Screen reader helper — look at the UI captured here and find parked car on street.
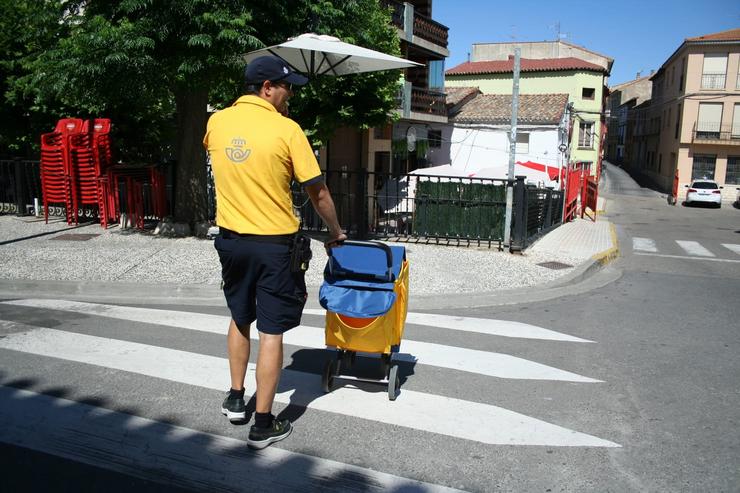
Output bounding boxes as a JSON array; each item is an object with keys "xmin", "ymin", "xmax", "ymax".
[{"xmin": 685, "ymin": 179, "xmax": 723, "ymax": 208}]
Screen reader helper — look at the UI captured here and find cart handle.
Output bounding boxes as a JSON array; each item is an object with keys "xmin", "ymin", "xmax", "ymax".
[{"xmin": 328, "ymin": 240, "xmax": 394, "ymax": 282}]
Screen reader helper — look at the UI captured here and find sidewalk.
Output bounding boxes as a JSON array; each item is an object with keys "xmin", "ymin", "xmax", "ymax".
[{"xmin": 0, "ymin": 208, "xmax": 618, "ymax": 309}]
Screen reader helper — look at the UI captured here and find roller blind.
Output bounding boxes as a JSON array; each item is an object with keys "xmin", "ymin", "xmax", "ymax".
[
  {"xmin": 733, "ymin": 104, "xmax": 740, "ymax": 137},
  {"xmin": 702, "ymin": 54, "xmax": 727, "ymax": 73},
  {"xmin": 697, "ymin": 103, "xmax": 723, "ymax": 131}
]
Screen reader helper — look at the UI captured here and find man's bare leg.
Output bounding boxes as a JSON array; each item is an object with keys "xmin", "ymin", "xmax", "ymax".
[
  {"xmin": 255, "ymin": 332, "xmax": 283, "ymax": 414},
  {"xmin": 221, "ymin": 319, "xmax": 250, "ymax": 422},
  {"xmin": 227, "ymin": 319, "xmax": 251, "ymax": 390}
]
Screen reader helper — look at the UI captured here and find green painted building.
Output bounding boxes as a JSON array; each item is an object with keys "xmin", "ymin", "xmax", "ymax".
[{"xmin": 446, "ymin": 56, "xmax": 610, "ymax": 175}]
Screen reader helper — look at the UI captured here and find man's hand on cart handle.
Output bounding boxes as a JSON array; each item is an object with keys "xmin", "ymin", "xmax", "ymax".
[{"xmin": 325, "ymin": 230, "xmax": 347, "ymax": 250}]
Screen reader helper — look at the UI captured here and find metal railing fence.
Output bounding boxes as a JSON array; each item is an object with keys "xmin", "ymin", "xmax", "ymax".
[
  {"xmin": 0, "ymin": 159, "xmax": 42, "ymax": 215},
  {"xmin": 289, "ymin": 170, "xmax": 560, "ymax": 249},
  {"xmin": 7, "ymin": 159, "xmax": 565, "ymax": 249},
  {"xmin": 510, "ymin": 176, "xmax": 564, "ymax": 251}
]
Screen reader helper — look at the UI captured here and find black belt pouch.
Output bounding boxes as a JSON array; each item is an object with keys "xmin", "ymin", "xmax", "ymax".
[{"xmin": 290, "ymin": 234, "xmax": 312, "ymax": 273}]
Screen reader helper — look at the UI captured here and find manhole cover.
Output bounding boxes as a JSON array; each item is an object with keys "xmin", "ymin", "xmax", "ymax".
[
  {"xmin": 50, "ymin": 234, "xmax": 100, "ymax": 241},
  {"xmin": 537, "ymin": 261, "xmax": 573, "ymax": 270}
]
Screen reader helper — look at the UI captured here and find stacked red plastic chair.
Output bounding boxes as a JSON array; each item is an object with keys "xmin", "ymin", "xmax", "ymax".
[
  {"xmin": 39, "ymin": 118, "xmax": 84, "ymax": 224},
  {"xmin": 69, "ymin": 118, "xmax": 115, "ymax": 227},
  {"xmin": 41, "ymin": 117, "xmax": 168, "ymax": 229},
  {"xmin": 110, "ymin": 164, "xmax": 167, "ymax": 230}
]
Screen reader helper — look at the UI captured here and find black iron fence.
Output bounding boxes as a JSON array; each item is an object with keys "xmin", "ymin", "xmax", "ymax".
[
  {"xmin": 5, "ymin": 160, "xmax": 564, "ymax": 249},
  {"xmin": 0, "ymin": 159, "xmax": 42, "ymax": 215},
  {"xmin": 291, "ymin": 170, "xmax": 562, "ymax": 249},
  {"xmin": 510, "ymin": 176, "xmax": 564, "ymax": 251}
]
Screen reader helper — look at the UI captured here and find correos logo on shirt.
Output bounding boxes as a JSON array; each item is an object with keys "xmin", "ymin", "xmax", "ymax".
[{"xmin": 225, "ymin": 137, "xmax": 251, "ymax": 163}]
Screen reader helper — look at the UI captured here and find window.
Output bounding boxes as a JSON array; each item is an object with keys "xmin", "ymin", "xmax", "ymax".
[
  {"xmin": 727, "ymin": 156, "xmax": 740, "ymax": 184},
  {"xmin": 733, "ymin": 103, "xmax": 740, "ymax": 139},
  {"xmin": 675, "ymin": 104, "xmax": 681, "ymax": 139},
  {"xmin": 692, "ymin": 154, "xmax": 716, "ymax": 180},
  {"xmin": 428, "ymin": 129, "xmax": 442, "ymax": 148},
  {"xmin": 696, "ymin": 103, "xmax": 723, "ymax": 139},
  {"xmin": 513, "ymin": 132, "xmax": 529, "ymax": 154},
  {"xmin": 701, "ymin": 54, "xmax": 727, "ymax": 89},
  {"xmin": 679, "ymin": 58, "xmax": 685, "ymax": 91},
  {"xmin": 582, "ymin": 87, "xmax": 595, "ymax": 100},
  {"xmin": 374, "ymin": 124, "xmax": 392, "ymax": 139},
  {"xmin": 578, "ymin": 122, "xmax": 594, "ymax": 148},
  {"xmin": 428, "ymin": 60, "xmax": 445, "ymax": 91},
  {"xmin": 690, "ymin": 181, "xmax": 718, "ymax": 189}
]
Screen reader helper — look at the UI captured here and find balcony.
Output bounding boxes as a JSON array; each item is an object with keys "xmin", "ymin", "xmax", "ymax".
[
  {"xmin": 396, "ymin": 82, "xmax": 447, "ymax": 122},
  {"xmin": 701, "ymin": 72, "xmax": 726, "ymax": 90},
  {"xmin": 692, "ymin": 122, "xmax": 740, "ymax": 145},
  {"xmin": 383, "ymin": 0, "xmax": 449, "ymax": 49}
]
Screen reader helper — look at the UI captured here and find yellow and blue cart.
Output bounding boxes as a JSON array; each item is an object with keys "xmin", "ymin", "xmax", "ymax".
[{"xmin": 319, "ymin": 240, "xmax": 409, "ymax": 400}]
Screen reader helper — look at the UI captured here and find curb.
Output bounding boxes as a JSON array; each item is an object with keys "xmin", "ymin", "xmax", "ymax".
[{"xmin": 590, "ymin": 222, "xmax": 620, "ymax": 266}]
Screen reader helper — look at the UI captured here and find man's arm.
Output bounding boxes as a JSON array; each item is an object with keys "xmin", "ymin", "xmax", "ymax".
[{"xmin": 304, "ymin": 181, "xmax": 347, "ymax": 247}]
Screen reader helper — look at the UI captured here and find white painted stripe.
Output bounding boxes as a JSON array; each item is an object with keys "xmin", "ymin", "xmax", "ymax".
[
  {"xmin": 634, "ymin": 253, "xmax": 740, "ymax": 263},
  {"xmin": 397, "ymin": 340, "xmax": 601, "ymax": 382},
  {"xmin": 0, "ymin": 325, "xmax": 620, "ymax": 447},
  {"xmin": 676, "ymin": 240, "xmax": 715, "ymax": 257},
  {"xmin": 2, "ymin": 300, "xmax": 600, "ymax": 382},
  {"xmin": 721, "ymin": 243, "xmax": 740, "ymax": 256},
  {"xmin": 0, "ymin": 386, "xmax": 462, "ymax": 492},
  {"xmin": 632, "ymin": 237, "xmax": 657, "ymax": 253},
  {"xmin": 305, "ymin": 308, "xmax": 593, "ymax": 343}
]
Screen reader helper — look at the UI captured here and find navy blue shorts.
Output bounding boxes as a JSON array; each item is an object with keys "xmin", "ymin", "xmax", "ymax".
[{"xmin": 214, "ymin": 234, "xmax": 307, "ymax": 334}]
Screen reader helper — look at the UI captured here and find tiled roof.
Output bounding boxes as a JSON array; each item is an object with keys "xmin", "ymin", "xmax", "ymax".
[
  {"xmin": 446, "ymin": 57, "xmax": 607, "ymax": 76},
  {"xmin": 686, "ymin": 28, "xmax": 740, "ymax": 42},
  {"xmin": 445, "ymin": 86, "xmax": 480, "ymax": 107},
  {"xmin": 451, "ymin": 93, "xmax": 569, "ymax": 125}
]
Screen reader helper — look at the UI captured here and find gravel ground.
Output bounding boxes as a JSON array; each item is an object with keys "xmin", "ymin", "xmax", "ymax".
[{"xmin": 0, "ymin": 215, "xmax": 586, "ymax": 295}]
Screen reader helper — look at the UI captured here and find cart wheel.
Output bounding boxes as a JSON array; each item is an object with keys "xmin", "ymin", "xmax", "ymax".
[
  {"xmin": 341, "ymin": 350, "xmax": 354, "ymax": 370},
  {"xmin": 321, "ymin": 359, "xmax": 335, "ymax": 393},
  {"xmin": 388, "ymin": 364, "xmax": 400, "ymax": 401},
  {"xmin": 380, "ymin": 354, "xmax": 391, "ymax": 378}
]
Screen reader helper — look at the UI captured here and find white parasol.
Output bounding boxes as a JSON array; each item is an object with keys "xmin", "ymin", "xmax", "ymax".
[{"xmin": 244, "ymin": 33, "xmax": 421, "ymax": 76}]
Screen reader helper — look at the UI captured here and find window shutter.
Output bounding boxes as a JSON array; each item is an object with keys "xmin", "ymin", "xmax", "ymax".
[
  {"xmin": 702, "ymin": 54, "xmax": 727, "ymax": 73},
  {"xmin": 697, "ymin": 103, "xmax": 723, "ymax": 131}
]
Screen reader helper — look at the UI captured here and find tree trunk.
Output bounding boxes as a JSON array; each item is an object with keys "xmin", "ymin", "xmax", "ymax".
[{"xmin": 173, "ymin": 86, "xmax": 210, "ymax": 225}]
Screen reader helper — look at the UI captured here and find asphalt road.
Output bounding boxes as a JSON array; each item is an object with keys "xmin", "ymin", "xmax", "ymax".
[{"xmin": 0, "ymin": 165, "xmax": 738, "ymax": 492}]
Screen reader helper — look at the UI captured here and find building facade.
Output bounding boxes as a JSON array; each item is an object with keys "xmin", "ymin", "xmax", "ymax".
[
  {"xmin": 445, "ymin": 56, "xmax": 610, "ymax": 176},
  {"xmin": 471, "ymin": 40, "xmax": 612, "ymax": 72},
  {"xmin": 638, "ymin": 28, "xmax": 740, "ymax": 200},
  {"xmin": 431, "ymin": 91, "xmax": 570, "ymax": 188},
  {"xmin": 605, "ymin": 75, "xmax": 652, "ymax": 164}
]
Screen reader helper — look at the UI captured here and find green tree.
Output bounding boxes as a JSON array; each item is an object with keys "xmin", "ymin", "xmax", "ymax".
[
  {"xmin": 0, "ymin": 0, "xmax": 69, "ymax": 157},
  {"xmin": 10, "ymin": 0, "xmax": 401, "ymax": 224}
]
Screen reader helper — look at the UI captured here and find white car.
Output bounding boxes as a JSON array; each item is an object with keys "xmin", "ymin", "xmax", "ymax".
[{"xmin": 685, "ymin": 179, "xmax": 723, "ymax": 208}]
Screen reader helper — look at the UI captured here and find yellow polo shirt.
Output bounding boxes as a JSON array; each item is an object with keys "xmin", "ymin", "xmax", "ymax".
[{"xmin": 203, "ymin": 95, "xmax": 322, "ymax": 234}]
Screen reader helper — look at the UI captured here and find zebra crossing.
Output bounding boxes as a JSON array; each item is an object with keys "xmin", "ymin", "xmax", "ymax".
[
  {"xmin": 0, "ymin": 298, "xmax": 620, "ymax": 490},
  {"xmin": 631, "ymin": 237, "xmax": 740, "ymax": 262}
]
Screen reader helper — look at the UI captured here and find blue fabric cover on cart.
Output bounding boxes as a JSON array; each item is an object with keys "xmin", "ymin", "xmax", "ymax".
[{"xmin": 319, "ymin": 244, "xmax": 406, "ymax": 318}]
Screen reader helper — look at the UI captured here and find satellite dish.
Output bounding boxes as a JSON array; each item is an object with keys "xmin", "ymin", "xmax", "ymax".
[{"xmin": 406, "ymin": 127, "xmax": 417, "ymax": 152}]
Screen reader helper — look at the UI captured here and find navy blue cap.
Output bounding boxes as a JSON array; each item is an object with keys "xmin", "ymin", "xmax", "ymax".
[{"xmin": 245, "ymin": 56, "xmax": 309, "ymax": 86}]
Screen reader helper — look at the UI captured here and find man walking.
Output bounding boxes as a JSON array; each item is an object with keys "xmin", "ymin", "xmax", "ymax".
[{"xmin": 203, "ymin": 56, "xmax": 346, "ymax": 449}]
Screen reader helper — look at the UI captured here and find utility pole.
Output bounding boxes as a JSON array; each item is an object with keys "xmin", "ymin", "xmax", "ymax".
[{"xmin": 503, "ymin": 48, "xmax": 520, "ymax": 250}]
